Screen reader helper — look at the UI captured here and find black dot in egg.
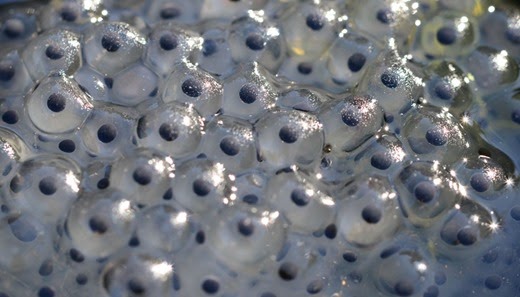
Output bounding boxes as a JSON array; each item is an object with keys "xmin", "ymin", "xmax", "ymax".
[
  {"xmin": 47, "ymin": 93, "xmax": 66, "ymax": 113},
  {"xmin": 181, "ymin": 78, "xmax": 203, "ymax": 97},
  {"xmin": 484, "ymin": 275, "xmax": 502, "ymax": 290},
  {"xmin": 381, "ymin": 71, "xmax": 399, "ymax": 89},
  {"xmin": 128, "ymin": 237, "xmax": 140, "ymax": 247},
  {"xmin": 506, "ymin": 28, "xmax": 520, "ymax": 44},
  {"xmin": 219, "ymin": 137, "xmax": 240, "ymax": 156},
  {"xmin": 291, "ymin": 188, "xmax": 310, "ymax": 206},
  {"xmin": 348, "ymin": 53, "xmax": 366, "ymax": 72},
  {"xmin": 159, "ymin": 123, "xmax": 178, "ymax": 142},
  {"xmin": 242, "ymin": 194, "xmax": 258, "ymax": 204},
  {"xmin": 196, "ymin": 230, "xmax": 205, "ymax": 244},
  {"xmin": 38, "ymin": 259, "xmax": 53, "ymax": 276},
  {"xmin": 245, "ymin": 33, "xmax": 265, "ymax": 51},
  {"xmin": 413, "ymin": 181, "xmax": 436, "ymax": 203},
  {"xmin": 394, "ymin": 281, "xmax": 414, "ymax": 296},
  {"xmin": 163, "ymin": 188, "xmax": 173, "ymax": 200},
  {"xmin": 39, "ymin": 177, "xmax": 57, "ymax": 196},
  {"xmin": 202, "ymin": 39, "xmax": 218, "ymax": 57},
  {"xmin": 132, "ymin": 166, "xmax": 152, "ymax": 186},
  {"xmin": 434, "ymin": 271, "xmax": 446, "ymax": 285},
  {"xmin": 101, "ymin": 34, "xmax": 122, "ymax": 52},
  {"xmin": 437, "ymin": 27, "xmax": 457, "ymax": 45},
  {"xmin": 0, "ymin": 63, "xmax": 15, "ymax": 81},
  {"xmin": 3, "ymin": 18, "xmax": 24, "ymax": 39},
  {"xmin": 306, "ymin": 280, "xmax": 324, "ymax": 294},
  {"xmin": 97, "ymin": 124, "xmax": 117, "ymax": 143},
  {"xmin": 512, "ymin": 110, "xmax": 520, "ymax": 124},
  {"xmin": 470, "ymin": 173, "xmax": 490, "ymax": 193},
  {"xmin": 278, "ymin": 262, "xmax": 298, "ymax": 281},
  {"xmin": 306, "ymin": 13, "xmax": 324, "ymax": 31},
  {"xmin": 8, "ymin": 215, "xmax": 37, "ymax": 242},
  {"xmin": 425, "ymin": 127, "xmax": 447, "ymax": 146},
  {"xmin": 60, "ymin": 4, "xmax": 79, "ymax": 22},
  {"xmin": 76, "ymin": 273, "xmax": 88, "ymax": 285},
  {"xmin": 370, "ymin": 152, "xmax": 392, "ymax": 170},
  {"xmin": 9, "ymin": 175, "xmax": 23, "ymax": 193},
  {"xmin": 434, "ymin": 81, "xmax": 454, "ymax": 100},
  {"xmin": 38, "ymin": 287, "xmax": 55, "ymax": 297},
  {"xmin": 89, "ymin": 216, "xmax": 108, "ymax": 234},
  {"xmin": 510, "ymin": 206, "xmax": 520, "ymax": 221},
  {"xmin": 342, "ymin": 251, "xmax": 357, "ymax": 262},
  {"xmin": 193, "ymin": 179, "xmax": 212, "ymax": 196},
  {"xmin": 160, "ymin": 6, "xmax": 181, "ymax": 19},
  {"xmin": 361, "ymin": 205, "xmax": 382, "ymax": 224},
  {"xmin": 201, "ymin": 278, "xmax": 220, "ymax": 294},
  {"xmin": 2, "ymin": 110, "xmax": 18, "ymax": 124},
  {"xmin": 297, "ymin": 62, "xmax": 313, "ymax": 75},
  {"xmin": 376, "ymin": 9, "xmax": 393, "ymax": 24},
  {"xmin": 457, "ymin": 227, "xmax": 477, "ymax": 246},
  {"xmin": 97, "ymin": 178, "xmax": 109, "ymax": 189},
  {"xmin": 159, "ymin": 33, "xmax": 178, "ymax": 51},
  {"xmin": 423, "ymin": 285, "xmax": 439, "ymax": 297},
  {"xmin": 482, "ymin": 249, "xmax": 498, "ymax": 263},
  {"xmin": 239, "ymin": 83, "xmax": 259, "ymax": 104},
  {"xmin": 237, "ymin": 217, "xmax": 254, "ymax": 236},
  {"xmin": 58, "ymin": 139, "xmax": 75, "ymax": 153},
  {"xmin": 104, "ymin": 77, "xmax": 113, "ymax": 89},
  {"xmin": 278, "ymin": 126, "xmax": 298, "ymax": 143},
  {"xmin": 69, "ymin": 248, "xmax": 84, "ymax": 263},
  {"xmin": 260, "ymin": 293, "xmax": 276, "ymax": 297},
  {"xmin": 127, "ymin": 278, "xmax": 146, "ymax": 294},
  {"xmin": 324, "ymin": 224, "xmax": 337, "ymax": 239},
  {"xmin": 341, "ymin": 109, "xmax": 360, "ymax": 127}
]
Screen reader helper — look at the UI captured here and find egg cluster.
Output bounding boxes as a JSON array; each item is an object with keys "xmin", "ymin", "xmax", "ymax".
[{"xmin": 0, "ymin": 0, "xmax": 519, "ymax": 296}]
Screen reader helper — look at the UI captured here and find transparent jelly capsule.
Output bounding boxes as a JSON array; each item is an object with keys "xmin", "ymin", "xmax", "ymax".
[
  {"xmin": 337, "ymin": 175, "xmax": 401, "ymax": 247},
  {"xmin": 145, "ymin": 0, "xmax": 203, "ymax": 25},
  {"xmin": 170, "ymin": 158, "xmax": 233, "ymax": 213},
  {"xmin": 201, "ymin": 116, "xmax": 256, "ymax": 173},
  {"xmin": 111, "ymin": 63, "xmax": 159, "ymax": 106},
  {"xmin": 101, "ymin": 250, "xmax": 175, "ymax": 297},
  {"xmin": 65, "ymin": 189, "xmax": 137, "ymax": 259},
  {"xmin": 21, "ymin": 29, "xmax": 82, "ymax": 81},
  {"xmin": 193, "ymin": 23, "xmax": 235, "ymax": 76},
  {"xmin": 277, "ymin": 88, "xmax": 326, "ymax": 113},
  {"xmin": 136, "ymin": 102, "xmax": 204, "ymax": 159},
  {"xmin": 256, "ymin": 108, "xmax": 323, "ymax": 170},
  {"xmin": 0, "ymin": 11, "xmax": 37, "ymax": 45},
  {"xmin": 200, "ymin": 0, "xmax": 267, "ymax": 20},
  {"xmin": 227, "ymin": 13, "xmax": 285, "ymax": 72},
  {"xmin": 0, "ymin": 50, "xmax": 33, "ymax": 97},
  {"xmin": 38, "ymin": 0, "xmax": 107, "ymax": 29},
  {"xmin": 465, "ymin": 46, "xmax": 519, "ymax": 92},
  {"xmin": 73, "ymin": 65, "xmax": 110, "ymax": 103},
  {"xmin": 83, "ymin": 22, "xmax": 146, "ymax": 76},
  {"xmin": 207, "ymin": 204, "xmax": 286, "ymax": 273},
  {"xmin": 26, "ymin": 75, "xmax": 93, "ymax": 134},
  {"xmin": 394, "ymin": 161, "xmax": 462, "ymax": 228},
  {"xmin": 319, "ymin": 94, "xmax": 383, "ymax": 152},
  {"xmin": 144, "ymin": 23, "xmax": 202, "ymax": 76},
  {"xmin": 135, "ymin": 204, "xmax": 192, "ymax": 253},
  {"xmin": 419, "ymin": 11, "xmax": 479, "ymax": 58},
  {"xmin": 423, "ymin": 60, "xmax": 474, "ymax": 116},
  {"xmin": 79, "ymin": 108, "xmax": 135, "ymax": 158},
  {"xmin": 265, "ymin": 170, "xmax": 335, "ymax": 234},
  {"xmin": 401, "ymin": 106, "xmax": 468, "ymax": 164},
  {"xmin": 221, "ymin": 62, "xmax": 277, "ymax": 121},
  {"xmin": 4, "ymin": 155, "xmax": 80, "ymax": 223},
  {"xmin": 0, "ymin": 128, "xmax": 25, "ymax": 185},
  {"xmin": 162, "ymin": 61, "xmax": 223, "ymax": 118},
  {"xmin": 358, "ymin": 49, "xmax": 423, "ymax": 118},
  {"xmin": 109, "ymin": 149, "xmax": 175, "ymax": 207},
  {"xmin": 480, "ymin": 9, "xmax": 520, "ymax": 58},
  {"xmin": 352, "ymin": 133, "xmax": 407, "ymax": 175}
]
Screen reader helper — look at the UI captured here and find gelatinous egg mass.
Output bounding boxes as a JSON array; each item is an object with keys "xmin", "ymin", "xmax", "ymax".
[{"xmin": 0, "ymin": 0, "xmax": 519, "ymax": 296}]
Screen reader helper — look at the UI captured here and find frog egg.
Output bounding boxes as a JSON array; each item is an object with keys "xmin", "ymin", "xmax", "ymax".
[
  {"xmin": 162, "ymin": 61, "xmax": 223, "ymax": 118},
  {"xmin": 0, "ymin": 11, "xmax": 37, "ymax": 45},
  {"xmin": 73, "ymin": 65, "xmax": 111, "ymax": 103},
  {"xmin": 170, "ymin": 158, "xmax": 234, "ymax": 213},
  {"xmin": 0, "ymin": 50, "xmax": 33, "ymax": 97},
  {"xmin": 144, "ymin": 23, "xmax": 202, "ymax": 76},
  {"xmin": 394, "ymin": 161, "xmax": 462, "ymax": 228},
  {"xmin": 465, "ymin": 46, "xmax": 519, "ymax": 92},
  {"xmin": 358, "ymin": 50, "xmax": 423, "ymax": 118},
  {"xmin": 277, "ymin": 55, "xmax": 320, "ymax": 88},
  {"xmin": 337, "ymin": 175, "xmax": 401, "ymax": 247},
  {"xmin": 265, "ymin": 170, "xmax": 335, "ymax": 234},
  {"xmin": 221, "ymin": 62, "xmax": 278, "ymax": 121},
  {"xmin": 277, "ymin": 88, "xmax": 326, "ymax": 113},
  {"xmin": 194, "ymin": 25, "xmax": 235, "ymax": 77},
  {"xmin": 38, "ymin": 0, "xmax": 106, "ymax": 30},
  {"xmin": 480, "ymin": 9, "xmax": 520, "ymax": 58},
  {"xmin": 418, "ymin": 11, "xmax": 479, "ymax": 58},
  {"xmin": 255, "ymin": 108, "xmax": 324, "ymax": 170},
  {"xmin": 319, "ymin": 94, "xmax": 384, "ymax": 152},
  {"xmin": 401, "ymin": 106, "xmax": 468, "ymax": 164},
  {"xmin": 227, "ymin": 14, "xmax": 285, "ymax": 73},
  {"xmin": 136, "ymin": 102, "xmax": 204, "ymax": 159},
  {"xmin": 280, "ymin": 2, "xmax": 343, "ymax": 59},
  {"xmin": 352, "ymin": 133, "xmax": 408, "ymax": 175},
  {"xmin": 109, "ymin": 149, "xmax": 175, "ymax": 207},
  {"xmin": 135, "ymin": 204, "xmax": 192, "ymax": 253},
  {"xmin": 21, "ymin": 29, "xmax": 81, "ymax": 81},
  {"xmin": 101, "ymin": 249, "xmax": 175, "ymax": 297},
  {"xmin": 65, "ymin": 189, "xmax": 137, "ymax": 259},
  {"xmin": 201, "ymin": 116, "xmax": 256, "ymax": 173},
  {"xmin": 207, "ymin": 204, "xmax": 286, "ymax": 273},
  {"xmin": 0, "ymin": 128, "xmax": 26, "ymax": 184},
  {"xmin": 423, "ymin": 60, "xmax": 474, "ymax": 116},
  {"xmin": 319, "ymin": 31, "xmax": 379, "ymax": 91},
  {"xmin": 0, "ymin": 213, "xmax": 54, "ymax": 282},
  {"xmin": 111, "ymin": 63, "xmax": 159, "ymax": 106},
  {"xmin": 145, "ymin": 0, "xmax": 203, "ymax": 25},
  {"xmin": 83, "ymin": 22, "xmax": 146, "ymax": 76},
  {"xmin": 233, "ymin": 170, "xmax": 267, "ymax": 206},
  {"xmin": 200, "ymin": 0, "xmax": 267, "ymax": 20},
  {"xmin": 26, "ymin": 75, "xmax": 93, "ymax": 134},
  {"xmin": 3, "ymin": 155, "xmax": 81, "ymax": 225},
  {"xmin": 79, "ymin": 108, "xmax": 135, "ymax": 158}
]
